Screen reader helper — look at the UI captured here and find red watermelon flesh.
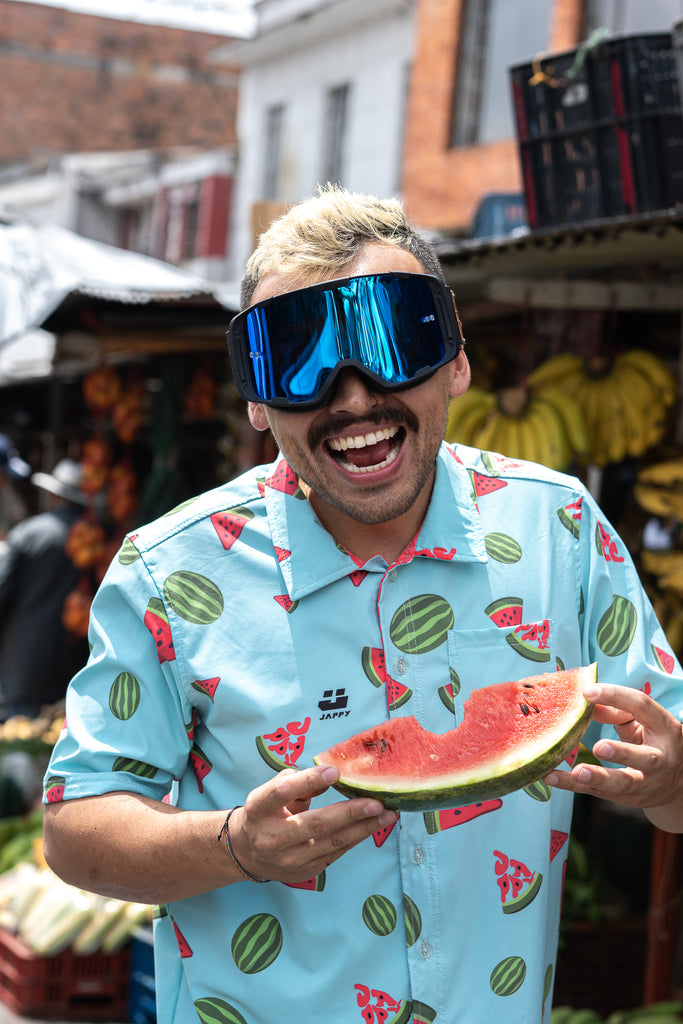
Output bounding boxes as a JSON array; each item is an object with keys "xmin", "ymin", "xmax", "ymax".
[
  {"xmin": 550, "ymin": 829, "xmax": 568, "ymax": 862},
  {"xmin": 314, "ymin": 665, "xmax": 596, "ymax": 811},
  {"xmin": 144, "ymin": 600, "xmax": 175, "ymax": 663},
  {"xmin": 470, "ymin": 470, "xmax": 508, "ymax": 497},
  {"xmin": 653, "ymin": 644, "xmax": 675, "ymax": 675},
  {"xmin": 210, "ymin": 507, "xmax": 254, "ymax": 550}
]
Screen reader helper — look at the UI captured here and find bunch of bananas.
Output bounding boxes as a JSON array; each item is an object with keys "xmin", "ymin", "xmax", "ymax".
[
  {"xmin": 634, "ymin": 456, "xmax": 683, "ymax": 523},
  {"xmin": 445, "ymin": 383, "xmax": 587, "ymax": 471},
  {"xmin": 526, "ymin": 349, "xmax": 678, "ymax": 466}
]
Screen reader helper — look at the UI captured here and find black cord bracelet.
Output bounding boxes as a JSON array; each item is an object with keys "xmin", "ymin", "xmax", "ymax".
[{"xmin": 217, "ymin": 806, "xmax": 268, "ymax": 884}]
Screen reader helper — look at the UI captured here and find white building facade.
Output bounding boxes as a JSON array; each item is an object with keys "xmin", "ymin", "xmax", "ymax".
[{"xmin": 226, "ymin": 0, "xmax": 417, "ymax": 281}]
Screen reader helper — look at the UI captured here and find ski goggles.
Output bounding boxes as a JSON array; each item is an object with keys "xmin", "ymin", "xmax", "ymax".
[{"xmin": 226, "ymin": 272, "xmax": 464, "ymax": 409}]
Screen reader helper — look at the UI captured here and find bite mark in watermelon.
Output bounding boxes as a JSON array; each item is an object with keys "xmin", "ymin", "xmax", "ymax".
[
  {"xmin": 210, "ymin": 507, "xmax": 254, "ymax": 550},
  {"xmin": 314, "ymin": 665, "xmax": 596, "ymax": 811}
]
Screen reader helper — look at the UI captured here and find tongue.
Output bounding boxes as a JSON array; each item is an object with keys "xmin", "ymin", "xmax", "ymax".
[{"xmin": 343, "ymin": 438, "xmax": 393, "ymax": 468}]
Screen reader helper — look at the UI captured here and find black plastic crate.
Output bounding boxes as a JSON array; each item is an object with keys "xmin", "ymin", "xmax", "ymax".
[{"xmin": 509, "ymin": 33, "xmax": 683, "ymax": 228}]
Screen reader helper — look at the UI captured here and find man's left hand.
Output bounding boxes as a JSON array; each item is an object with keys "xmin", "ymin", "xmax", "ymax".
[{"xmin": 544, "ymin": 681, "xmax": 683, "ymax": 833}]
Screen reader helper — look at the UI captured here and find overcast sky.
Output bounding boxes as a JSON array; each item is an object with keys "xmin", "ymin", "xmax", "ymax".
[{"xmin": 6, "ymin": 0, "xmax": 256, "ymax": 35}]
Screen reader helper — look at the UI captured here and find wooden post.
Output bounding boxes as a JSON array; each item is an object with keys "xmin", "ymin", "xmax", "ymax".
[{"xmin": 643, "ymin": 828, "xmax": 681, "ymax": 1003}]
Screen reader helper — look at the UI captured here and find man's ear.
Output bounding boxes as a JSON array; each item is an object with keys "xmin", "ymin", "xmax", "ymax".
[
  {"xmin": 448, "ymin": 350, "xmax": 471, "ymax": 399},
  {"xmin": 247, "ymin": 402, "xmax": 269, "ymax": 432}
]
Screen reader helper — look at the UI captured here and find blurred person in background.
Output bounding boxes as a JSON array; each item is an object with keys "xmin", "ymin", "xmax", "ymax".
[
  {"xmin": 0, "ymin": 459, "xmax": 90, "ymax": 720},
  {"xmin": 0, "ymin": 433, "xmax": 31, "ymax": 545}
]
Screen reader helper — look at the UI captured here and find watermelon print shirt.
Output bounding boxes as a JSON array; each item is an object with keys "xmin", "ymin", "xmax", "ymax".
[{"xmin": 44, "ymin": 443, "xmax": 683, "ymax": 1024}]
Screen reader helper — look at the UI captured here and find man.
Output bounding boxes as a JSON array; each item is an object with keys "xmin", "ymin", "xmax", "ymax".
[
  {"xmin": 43, "ymin": 188, "xmax": 683, "ymax": 1023},
  {"xmin": 0, "ymin": 458, "xmax": 90, "ymax": 719},
  {"xmin": 0, "ymin": 432, "xmax": 31, "ymax": 541}
]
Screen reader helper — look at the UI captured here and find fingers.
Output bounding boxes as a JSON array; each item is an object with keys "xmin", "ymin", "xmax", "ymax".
[{"xmin": 230, "ymin": 766, "xmax": 399, "ymax": 884}]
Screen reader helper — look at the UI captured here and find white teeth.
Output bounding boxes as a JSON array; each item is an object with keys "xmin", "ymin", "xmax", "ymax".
[
  {"xmin": 328, "ymin": 425, "xmax": 398, "ymax": 452},
  {"xmin": 341, "ymin": 446, "xmax": 400, "ymax": 474}
]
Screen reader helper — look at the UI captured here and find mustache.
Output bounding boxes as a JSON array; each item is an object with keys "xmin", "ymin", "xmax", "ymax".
[{"xmin": 309, "ymin": 407, "xmax": 418, "ymax": 450}]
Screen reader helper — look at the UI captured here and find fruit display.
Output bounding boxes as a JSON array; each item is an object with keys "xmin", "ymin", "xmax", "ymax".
[
  {"xmin": 446, "ymin": 383, "xmax": 588, "ymax": 470},
  {"xmin": 313, "ymin": 665, "xmax": 595, "ymax": 810},
  {"xmin": 0, "ymin": 702, "xmax": 65, "ymax": 749},
  {"xmin": 0, "ymin": 859, "xmax": 150, "ymax": 957},
  {"xmin": 526, "ymin": 349, "xmax": 677, "ymax": 466},
  {"xmin": 447, "ymin": 349, "xmax": 677, "ymax": 470},
  {"xmin": 634, "ymin": 456, "xmax": 683, "ymax": 524}
]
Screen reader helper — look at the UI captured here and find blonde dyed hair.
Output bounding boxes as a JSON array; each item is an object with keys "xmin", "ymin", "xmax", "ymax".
[{"xmin": 240, "ymin": 185, "xmax": 445, "ymax": 308}]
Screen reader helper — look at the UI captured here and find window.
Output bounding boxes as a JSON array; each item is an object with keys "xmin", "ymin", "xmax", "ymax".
[
  {"xmin": 321, "ymin": 83, "xmax": 350, "ymax": 185},
  {"xmin": 451, "ymin": 0, "xmax": 555, "ymax": 146},
  {"xmin": 263, "ymin": 103, "xmax": 285, "ymax": 201}
]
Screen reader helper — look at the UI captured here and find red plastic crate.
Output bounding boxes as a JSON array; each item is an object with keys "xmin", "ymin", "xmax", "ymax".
[{"xmin": 0, "ymin": 926, "xmax": 130, "ymax": 1021}]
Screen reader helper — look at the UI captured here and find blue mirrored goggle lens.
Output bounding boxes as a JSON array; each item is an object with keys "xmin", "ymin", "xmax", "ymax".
[{"xmin": 228, "ymin": 273, "xmax": 461, "ymax": 408}]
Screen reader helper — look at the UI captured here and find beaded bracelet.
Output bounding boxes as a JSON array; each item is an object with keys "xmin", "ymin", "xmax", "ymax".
[{"xmin": 217, "ymin": 806, "xmax": 268, "ymax": 884}]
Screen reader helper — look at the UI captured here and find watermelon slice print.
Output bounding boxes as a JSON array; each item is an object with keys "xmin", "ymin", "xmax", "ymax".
[
  {"xmin": 349, "ymin": 569, "xmax": 369, "ymax": 586},
  {"xmin": 144, "ymin": 597, "xmax": 175, "ymax": 663},
  {"xmin": 191, "ymin": 677, "xmax": 220, "ymax": 702},
  {"xmin": 373, "ymin": 816, "xmax": 399, "ymax": 847},
  {"xmin": 424, "ymin": 799, "xmax": 503, "ymax": 834},
  {"xmin": 190, "ymin": 742, "xmax": 212, "ymax": 793},
  {"xmin": 185, "ymin": 708, "xmax": 199, "ymax": 742},
  {"xmin": 354, "ymin": 985, "xmax": 411, "ymax": 1024},
  {"xmin": 507, "ymin": 619, "xmax": 551, "ymax": 663},
  {"xmin": 266, "ymin": 460, "xmax": 305, "ymax": 499},
  {"xmin": 283, "ymin": 870, "xmax": 326, "ymax": 891},
  {"xmin": 274, "ymin": 546, "xmax": 291, "ymax": 563},
  {"xmin": 438, "ymin": 669, "xmax": 460, "ymax": 713},
  {"xmin": 210, "ymin": 507, "xmax": 254, "ymax": 550},
  {"xmin": 549, "ymin": 829, "xmax": 568, "ymax": 862},
  {"xmin": 274, "ymin": 594, "xmax": 299, "ymax": 613},
  {"xmin": 468, "ymin": 469, "xmax": 508, "ymax": 503},
  {"xmin": 485, "ymin": 596, "xmax": 523, "ymax": 628},
  {"xmin": 595, "ymin": 521, "xmax": 624, "ymax": 563},
  {"xmin": 493, "ymin": 850, "xmax": 543, "ymax": 914},
  {"xmin": 557, "ymin": 498, "xmax": 582, "ymax": 538},
  {"xmin": 172, "ymin": 917, "xmax": 193, "ymax": 958},
  {"xmin": 652, "ymin": 644, "xmax": 675, "ymax": 675},
  {"xmin": 256, "ymin": 718, "xmax": 311, "ymax": 770},
  {"xmin": 361, "ymin": 647, "xmax": 412, "ymax": 709},
  {"xmin": 45, "ymin": 775, "xmax": 66, "ymax": 803}
]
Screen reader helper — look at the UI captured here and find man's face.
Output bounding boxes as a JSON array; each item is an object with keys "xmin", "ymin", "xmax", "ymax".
[{"xmin": 248, "ymin": 243, "xmax": 470, "ymax": 535}]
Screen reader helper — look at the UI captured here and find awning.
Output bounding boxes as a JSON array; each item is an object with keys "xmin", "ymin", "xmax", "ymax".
[{"xmin": 0, "ymin": 219, "xmax": 228, "ymax": 349}]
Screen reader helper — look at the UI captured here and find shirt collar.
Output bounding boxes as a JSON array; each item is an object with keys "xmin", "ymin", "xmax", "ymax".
[{"xmin": 265, "ymin": 444, "xmax": 487, "ymax": 601}]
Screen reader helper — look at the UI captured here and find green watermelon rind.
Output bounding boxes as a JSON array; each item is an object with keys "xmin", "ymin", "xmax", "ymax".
[
  {"xmin": 313, "ymin": 665, "xmax": 596, "ymax": 811},
  {"xmin": 362, "ymin": 894, "xmax": 397, "ymax": 936},
  {"xmin": 403, "ymin": 893, "xmax": 422, "ymax": 948},
  {"xmin": 109, "ymin": 672, "xmax": 141, "ymax": 720},
  {"xmin": 390, "ymin": 594, "xmax": 454, "ymax": 655},
  {"xmin": 490, "ymin": 955, "xmax": 527, "ymax": 996},
  {"xmin": 118, "ymin": 537, "xmax": 141, "ymax": 565},
  {"xmin": 501, "ymin": 870, "xmax": 543, "ymax": 914},
  {"xmin": 411, "ymin": 1001, "xmax": 437, "ymax": 1024},
  {"xmin": 194, "ymin": 996, "xmax": 248, "ymax": 1024},
  {"xmin": 231, "ymin": 913, "xmax": 283, "ymax": 974},
  {"xmin": 163, "ymin": 570, "xmax": 224, "ymax": 625},
  {"xmin": 505, "ymin": 632, "xmax": 552, "ymax": 663},
  {"xmin": 485, "ymin": 597, "xmax": 523, "ymax": 627},
  {"xmin": 255, "ymin": 734, "xmax": 291, "ymax": 772},
  {"xmin": 484, "ymin": 532, "xmax": 522, "ymax": 564},
  {"xmin": 557, "ymin": 506, "xmax": 580, "ymax": 538},
  {"xmin": 597, "ymin": 596, "xmax": 637, "ymax": 657}
]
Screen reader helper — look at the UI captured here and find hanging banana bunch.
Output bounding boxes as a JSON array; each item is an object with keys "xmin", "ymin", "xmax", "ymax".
[
  {"xmin": 633, "ymin": 456, "xmax": 683, "ymax": 523},
  {"xmin": 525, "ymin": 349, "xmax": 678, "ymax": 466},
  {"xmin": 445, "ymin": 382, "xmax": 588, "ymax": 472}
]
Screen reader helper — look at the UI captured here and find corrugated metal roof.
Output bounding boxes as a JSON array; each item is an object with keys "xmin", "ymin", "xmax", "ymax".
[{"xmin": 0, "ymin": 220, "xmax": 227, "ymax": 349}]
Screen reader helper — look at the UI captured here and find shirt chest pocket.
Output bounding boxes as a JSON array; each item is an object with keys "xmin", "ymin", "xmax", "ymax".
[{"xmin": 447, "ymin": 618, "xmax": 556, "ymax": 724}]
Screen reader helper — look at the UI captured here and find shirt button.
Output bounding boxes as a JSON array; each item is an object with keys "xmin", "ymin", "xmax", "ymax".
[
  {"xmin": 412, "ymin": 845, "xmax": 425, "ymax": 865},
  {"xmin": 387, "ymin": 568, "xmax": 398, "ymax": 582},
  {"xmin": 395, "ymin": 657, "xmax": 408, "ymax": 676},
  {"xmin": 419, "ymin": 940, "xmax": 433, "ymax": 959}
]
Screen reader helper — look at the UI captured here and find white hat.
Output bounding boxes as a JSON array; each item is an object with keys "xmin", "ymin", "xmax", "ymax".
[{"xmin": 32, "ymin": 459, "xmax": 89, "ymax": 506}]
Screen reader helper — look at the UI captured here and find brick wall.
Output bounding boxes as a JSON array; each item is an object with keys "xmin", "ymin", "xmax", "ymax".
[
  {"xmin": 402, "ymin": 0, "xmax": 584, "ymax": 232},
  {"xmin": 0, "ymin": 1, "xmax": 240, "ymax": 164}
]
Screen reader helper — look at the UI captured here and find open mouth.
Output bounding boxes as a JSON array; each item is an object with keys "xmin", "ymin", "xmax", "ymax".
[{"xmin": 326, "ymin": 425, "xmax": 404, "ymax": 474}]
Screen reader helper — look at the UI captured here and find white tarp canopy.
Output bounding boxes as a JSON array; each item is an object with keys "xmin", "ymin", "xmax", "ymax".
[{"xmin": 0, "ymin": 219, "xmax": 227, "ymax": 349}]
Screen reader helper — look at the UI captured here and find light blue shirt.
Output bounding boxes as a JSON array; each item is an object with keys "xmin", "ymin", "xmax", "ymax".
[{"xmin": 45, "ymin": 443, "xmax": 683, "ymax": 1024}]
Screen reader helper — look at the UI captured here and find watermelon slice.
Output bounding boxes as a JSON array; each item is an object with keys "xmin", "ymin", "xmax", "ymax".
[{"xmin": 313, "ymin": 665, "xmax": 596, "ymax": 810}]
